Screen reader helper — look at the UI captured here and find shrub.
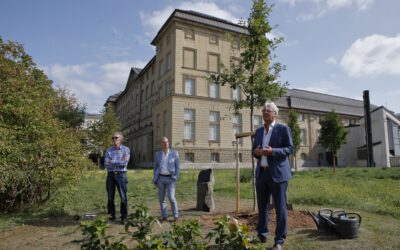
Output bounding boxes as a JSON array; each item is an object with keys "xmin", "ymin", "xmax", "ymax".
[{"xmin": 0, "ymin": 37, "xmax": 90, "ymax": 212}]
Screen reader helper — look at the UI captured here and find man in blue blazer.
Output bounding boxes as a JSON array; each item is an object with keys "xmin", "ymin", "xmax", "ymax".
[
  {"xmin": 252, "ymin": 102, "xmax": 294, "ymax": 250},
  {"xmin": 153, "ymin": 136, "xmax": 180, "ymax": 222}
]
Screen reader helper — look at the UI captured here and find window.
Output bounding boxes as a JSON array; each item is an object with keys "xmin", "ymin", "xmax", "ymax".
[
  {"xmin": 298, "ymin": 114, "xmax": 304, "ymax": 122},
  {"xmin": 208, "ymin": 53, "xmax": 219, "ymax": 72},
  {"xmin": 232, "ymin": 114, "xmax": 242, "ymax": 141},
  {"xmin": 184, "ymin": 78, "xmax": 195, "ymax": 95},
  {"xmin": 209, "ymin": 81, "xmax": 219, "ymax": 98},
  {"xmin": 183, "ymin": 48, "xmax": 196, "ymax": 68},
  {"xmin": 164, "ymin": 81, "xmax": 170, "ymax": 97},
  {"xmin": 163, "ymin": 111, "xmax": 167, "ymax": 136},
  {"xmin": 316, "ymin": 129, "xmax": 321, "ymax": 143},
  {"xmin": 158, "ymin": 86, "xmax": 162, "ymax": 100},
  {"xmin": 232, "ymin": 87, "xmax": 241, "ymax": 101},
  {"xmin": 301, "ymin": 153, "xmax": 307, "ymax": 160},
  {"xmin": 210, "ymin": 34, "xmax": 218, "ymax": 45},
  {"xmin": 185, "ymin": 29, "xmax": 194, "ymax": 40},
  {"xmin": 253, "ymin": 115, "xmax": 263, "ymax": 130},
  {"xmin": 166, "ymin": 52, "xmax": 171, "ymax": 71},
  {"xmin": 146, "ymin": 85, "xmax": 150, "ymax": 99},
  {"xmin": 185, "ymin": 153, "xmax": 194, "ymax": 162},
  {"xmin": 151, "ymin": 81, "xmax": 155, "ymax": 95},
  {"xmin": 141, "ymin": 90, "xmax": 144, "ymax": 102},
  {"xmin": 211, "ymin": 153, "xmax": 220, "ymax": 163},
  {"xmin": 234, "ymin": 153, "xmax": 243, "ymax": 162},
  {"xmin": 209, "ymin": 111, "xmax": 220, "ymax": 141},
  {"xmin": 159, "ymin": 59, "xmax": 164, "ymax": 77},
  {"xmin": 184, "ymin": 109, "xmax": 195, "ymax": 140},
  {"xmin": 156, "ymin": 114, "xmax": 160, "ymax": 139},
  {"xmin": 300, "ymin": 129, "xmax": 307, "ymax": 145}
]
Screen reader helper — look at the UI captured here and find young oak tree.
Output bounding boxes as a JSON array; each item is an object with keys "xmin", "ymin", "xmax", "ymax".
[
  {"xmin": 54, "ymin": 87, "xmax": 87, "ymax": 129},
  {"xmin": 210, "ymin": 0, "xmax": 288, "ymax": 210},
  {"xmin": 318, "ymin": 110, "xmax": 348, "ymax": 173},
  {"xmin": 287, "ymin": 110, "xmax": 301, "ymax": 171},
  {"xmin": 87, "ymin": 103, "xmax": 121, "ymax": 167}
]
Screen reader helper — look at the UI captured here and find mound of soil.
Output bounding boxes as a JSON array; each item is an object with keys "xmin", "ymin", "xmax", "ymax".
[{"xmin": 198, "ymin": 209, "xmax": 316, "ymax": 233}]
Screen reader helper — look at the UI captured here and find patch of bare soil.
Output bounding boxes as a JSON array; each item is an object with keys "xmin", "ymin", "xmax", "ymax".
[{"xmin": 198, "ymin": 209, "xmax": 316, "ymax": 234}]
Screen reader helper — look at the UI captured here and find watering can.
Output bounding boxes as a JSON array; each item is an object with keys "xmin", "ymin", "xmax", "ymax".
[{"xmin": 309, "ymin": 208, "xmax": 361, "ymax": 239}]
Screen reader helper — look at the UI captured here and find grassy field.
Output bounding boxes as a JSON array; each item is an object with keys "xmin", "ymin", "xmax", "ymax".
[{"xmin": 0, "ymin": 167, "xmax": 399, "ymax": 249}]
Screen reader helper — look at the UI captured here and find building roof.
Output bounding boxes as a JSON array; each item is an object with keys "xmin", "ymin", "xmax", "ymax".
[
  {"xmin": 104, "ymin": 91, "xmax": 121, "ymax": 106},
  {"xmin": 151, "ymin": 9, "xmax": 247, "ymax": 45},
  {"xmin": 276, "ymin": 88, "xmax": 378, "ymax": 117}
]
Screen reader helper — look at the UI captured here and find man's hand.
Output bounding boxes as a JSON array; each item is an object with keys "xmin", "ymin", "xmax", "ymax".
[
  {"xmin": 255, "ymin": 145, "xmax": 263, "ymax": 157},
  {"xmin": 262, "ymin": 145, "xmax": 273, "ymax": 156}
]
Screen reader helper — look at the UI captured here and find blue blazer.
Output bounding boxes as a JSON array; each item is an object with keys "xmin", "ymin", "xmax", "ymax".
[
  {"xmin": 252, "ymin": 123, "xmax": 294, "ymax": 183},
  {"xmin": 153, "ymin": 150, "xmax": 180, "ymax": 184}
]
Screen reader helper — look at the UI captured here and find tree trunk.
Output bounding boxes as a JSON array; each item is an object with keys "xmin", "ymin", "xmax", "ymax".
[
  {"xmin": 333, "ymin": 153, "xmax": 336, "ymax": 173},
  {"xmin": 250, "ymin": 107, "xmax": 256, "ymax": 211}
]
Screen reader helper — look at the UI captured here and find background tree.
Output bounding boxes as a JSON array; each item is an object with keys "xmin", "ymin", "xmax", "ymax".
[
  {"xmin": 87, "ymin": 104, "xmax": 120, "ymax": 166},
  {"xmin": 54, "ymin": 87, "xmax": 86, "ymax": 129},
  {"xmin": 0, "ymin": 37, "xmax": 90, "ymax": 212},
  {"xmin": 318, "ymin": 110, "xmax": 348, "ymax": 173},
  {"xmin": 287, "ymin": 110, "xmax": 301, "ymax": 171},
  {"xmin": 210, "ymin": 0, "xmax": 287, "ymax": 210}
]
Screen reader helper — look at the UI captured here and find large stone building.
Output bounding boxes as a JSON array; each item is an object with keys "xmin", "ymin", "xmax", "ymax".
[{"xmin": 106, "ymin": 9, "xmax": 400, "ymax": 168}]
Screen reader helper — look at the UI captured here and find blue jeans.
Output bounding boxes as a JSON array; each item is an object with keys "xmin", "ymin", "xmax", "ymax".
[
  {"xmin": 106, "ymin": 172, "xmax": 128, "ymax": 219},
  {"xmin": 157, "ymin": 175, "xmax": 179, "ymax": 218},
  {"xmin": 256, "ymin": 170, "xmax": 288, "ymax": 245}
]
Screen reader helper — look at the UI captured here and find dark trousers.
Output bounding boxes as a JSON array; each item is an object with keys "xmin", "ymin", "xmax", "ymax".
[
  {"xmin": 256, "ymin": 170, "xmax": 288, "ymax": 245},
  {"xmin": 106, "ymin": 172, "xmax": 128, "ymax": 219}
]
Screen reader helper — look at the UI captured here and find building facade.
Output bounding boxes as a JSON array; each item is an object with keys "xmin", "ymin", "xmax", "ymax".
[{"xmin": 106, "ymin": 9, "xmax": 400, "ymax": 168}]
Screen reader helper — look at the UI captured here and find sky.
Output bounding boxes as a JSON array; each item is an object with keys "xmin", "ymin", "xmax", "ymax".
[{"xmin": 1, "ymin": 0, "xmax": 400, "ymax": 114}]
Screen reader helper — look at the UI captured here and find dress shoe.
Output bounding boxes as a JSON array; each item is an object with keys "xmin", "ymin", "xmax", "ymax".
[
  {"xmin": 162, "ymin": 217, "xmax": 167, "ymax": 222},
  {"xmin": 272, "ymin": 243, "xmax": 283, "ymax": 250},
  {"xmin": 257, "ymin": 234, "xmax": 267, "ymax": 243}
]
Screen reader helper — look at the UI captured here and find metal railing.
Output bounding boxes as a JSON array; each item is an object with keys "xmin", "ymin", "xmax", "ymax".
[{"xmin": 389, "ymin": 156, "xmax": 400, "ymax": 167}]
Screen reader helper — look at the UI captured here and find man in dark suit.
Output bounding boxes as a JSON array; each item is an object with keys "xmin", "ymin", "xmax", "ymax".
[{"xmin": 252, "ymin": 102, "xmax": 294, "ymax": 250}]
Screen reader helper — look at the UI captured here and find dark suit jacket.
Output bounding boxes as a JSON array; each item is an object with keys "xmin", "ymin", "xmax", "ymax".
[{"xmin": 252, "ymin": 123, "xmax": 294, "ymax": 183}]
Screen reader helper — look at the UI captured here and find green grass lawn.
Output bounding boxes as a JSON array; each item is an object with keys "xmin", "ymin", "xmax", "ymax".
[
  {"xmin": 42, "ymin": 167, "xmax": 399, "ymax": 219},
  {"xmin": 1, "ymin": 167, "xmax": 399, "ymax": 249}
]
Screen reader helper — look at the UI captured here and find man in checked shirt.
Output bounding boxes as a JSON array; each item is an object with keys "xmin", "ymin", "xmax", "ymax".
[{"xmin": 104, "ymin": 132, "xmax": 130, "ymax": 224}]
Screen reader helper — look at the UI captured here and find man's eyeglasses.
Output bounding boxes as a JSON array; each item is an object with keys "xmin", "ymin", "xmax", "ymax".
[{"xmin": 112, "ymin": 137, "xmax": 120, "ymax": 140}]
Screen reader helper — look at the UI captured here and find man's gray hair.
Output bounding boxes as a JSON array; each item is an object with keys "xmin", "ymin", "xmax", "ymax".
[
  {"xmin": 159, "ymin": 136, "xmax": 169, "ymax": 142},
  {"xmin": 262, "ymin": 102, "xmax": 279, "ymax": 116},
  {"xmin": 113, "ymin": 132, "xmax": 124, "ymax": 139}
]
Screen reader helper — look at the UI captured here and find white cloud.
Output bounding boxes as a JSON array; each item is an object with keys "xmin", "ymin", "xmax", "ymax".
[
  {"xmin": 298, "ymin": 80, "xmax": 339, "ymax": 94},
  {"xmin": 280, "ymin": 0, "xmax": 375, "ymax": 21},
  {"xmin": 340, "ymin": 34, "xmax": 400, "ymax": 77},
  {"xmin": 326, "ymin": 57, "xmax": 338, "ymax": 65},
  {"xmin": 139, "ymin": 1, "xmax": 239, "ymax": 37},
  {"xmin": 45, "ymin": 60, "xmax": 147, "ymax": 113}
]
